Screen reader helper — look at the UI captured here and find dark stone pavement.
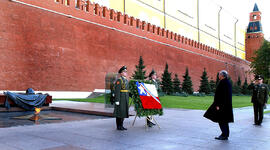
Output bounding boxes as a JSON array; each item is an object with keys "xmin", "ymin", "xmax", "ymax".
[
  {"xmin": 0, "ymin": 104, "xmax": 269, "ymax": 150},
  {"xmin": 0, "ymin": 110, "xmax": 110, "ymax": 128}
]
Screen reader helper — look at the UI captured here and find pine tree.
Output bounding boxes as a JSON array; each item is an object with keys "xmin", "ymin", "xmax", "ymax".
[
  {"xmin": 228, "ymin": 77, "xmax": 237, "ymax": 94},
  {"xmin": 161, "ymin": 63, "xmax": 173, "ymax": 95},
  {"xmin": 132, "ymin": 56, "xmax": 147, "ymax": 80},
  {"xmin": 233, "ymin": 76, "xmax": 242, "ymax": 94},
  {"xmin": 228, "ymin": 77, "xmax": 233, "ymax": 86},
  {"xmin": 251, "ymin": 40, "xmax": 270, "ymax": 84},
  {"xmin": 237, "ymin": 76, "xmax": 242, "ymax": 87},
  {"xmin": 209, "ymin": 78, "xmax": 216, "ymax": 93},
  {"xmin": 242, "ymin": 77, "xmax": 249, "ymax": 95},
  {"xmin": 247, "ymin": 82, "xmax": 254, "ymax": 95},
  {"xmin": 215, "ymin": 72, "xmax": 220, "ymax": 86},
  {"xmin": 182, "ymin": 67, "xmax": 193, "ymax": 94},
  {"xmin": 173, "ymin": 74, "xmax": 181, "ymax": 93},
  {"xmin": 199, "ymin": 68, "xmax": 210, "ymax": 94}
]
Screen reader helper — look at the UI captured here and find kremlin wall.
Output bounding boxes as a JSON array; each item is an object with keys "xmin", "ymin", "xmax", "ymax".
[{"xmin": 0, "ymin": 0, "xmax": 253, "ymax": 93}]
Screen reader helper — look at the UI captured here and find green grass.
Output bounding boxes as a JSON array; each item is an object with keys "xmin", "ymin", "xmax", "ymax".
[
  {"xmin": 265, "ymin": 110, "xmax": 270, "ymax": 114},
  {"xmin": 53, "ymin": 96, "xmax": 105, "ymax": 103},
  {"xmin": 54, "ymin": 95, "xmax": 256, "ymax": 110},
  {"xmin": 160, "ymin": 96, "xmax": 253, "ymax": 110}
]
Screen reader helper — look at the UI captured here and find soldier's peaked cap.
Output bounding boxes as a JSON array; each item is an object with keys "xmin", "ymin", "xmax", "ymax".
[
  {"xmin": 118, "ymin": 66, "xmax": 127, "ymax": 73},
  {"xmin": 255, "ymin": 75, "xmax": 264, "ymax": 80},
  {"xmin": 149, "ymin": 69, "xmax": 156, "ymax": 77}
]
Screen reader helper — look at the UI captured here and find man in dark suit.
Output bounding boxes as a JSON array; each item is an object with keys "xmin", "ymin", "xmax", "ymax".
[
  {"xmin": 204, "ymin": 70, "xmax": 234, "ymax": 140},
  {"xmin": 249, "ymin": 75, "xmax": 268, "ymax": 126},
  {"xmin": 113, "ymin": 66, "xmax": 129, "ymax": 130}
]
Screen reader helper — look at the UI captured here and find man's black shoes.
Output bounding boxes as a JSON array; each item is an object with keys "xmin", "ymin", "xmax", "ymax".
[
  {"xmin": 215, "ymin": 136, "xmax": 228, "ymax": 140},
  {"xmin": 253, "ymin": 122, "xmax": 262, "ymax": 126}
]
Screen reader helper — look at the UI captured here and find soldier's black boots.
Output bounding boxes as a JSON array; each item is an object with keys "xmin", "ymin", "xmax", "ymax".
[
  {"xmin": 116, "ymin": 118, "xmax": 127, "ymax": 130},
  {"xmin": 116, "ymin": 118, "xmax": 121, "ymax": 130},
  {"xmin": 147, "ymin": 117, "xmax": 156, "ymax": 127},
  {"xmin": 121, "ymin": 126, "xmax": 127, "ymax": 130},
  {"xmin": 147, "ymin": 120, "xmax": 156, "ymax": 127}
]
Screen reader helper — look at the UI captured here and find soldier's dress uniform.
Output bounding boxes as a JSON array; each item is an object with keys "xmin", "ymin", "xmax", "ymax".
[
  {"xmin": 146, "ymin": 70, "xmax": 159, "ymax": 127},
  {"xmin": 113, "ymin": 66, "xmax": 129, "ymax": 130},
  {"xmin": 151, "ymin": 78, "xmax": 159, "ymax": 91},
  {"xmin": 249, "ymin": 75, "xmax": 269, "ymax": 125}
]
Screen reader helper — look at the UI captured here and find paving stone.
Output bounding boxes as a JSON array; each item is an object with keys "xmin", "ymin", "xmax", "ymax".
[
  {"xmin": 0, "ymin": 143, "xmax": 19, "ymax": 150},
  {"xmin": 0, "ymin": 134, "xmax": 65, "ymax": 150},
  {"xmin": 0, "ymin": 103, "xmax": 269, "ymax": 150},
  {"xmin": 43, "ymin": 145, "xmax": 88, "ymax": 150}
]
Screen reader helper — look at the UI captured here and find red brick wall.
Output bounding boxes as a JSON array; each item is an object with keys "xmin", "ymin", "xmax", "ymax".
[
  {"xmin": 0, "ymin": 0, "xmax": 251, "ymax": 91},
  {"xmin": 245, "ymin": 33, "xmax": 264, "ymax": 62}
]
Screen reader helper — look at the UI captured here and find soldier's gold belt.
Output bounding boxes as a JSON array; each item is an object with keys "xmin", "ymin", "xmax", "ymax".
[{"xmin": 120, "ymin": 90, "xmax": 129, "ymax": 92}]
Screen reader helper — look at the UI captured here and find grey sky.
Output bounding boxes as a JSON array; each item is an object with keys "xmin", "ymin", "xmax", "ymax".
[{"xmin": 214, "ymin": 0, "xmax": 270, "ymax": 41}]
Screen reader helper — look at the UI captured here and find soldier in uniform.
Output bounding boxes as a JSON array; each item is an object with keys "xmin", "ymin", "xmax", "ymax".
[
  {"xmin": 146, "ymin": 70, "xmax": 159, "ymax": 127},
  {"xmin": 149, "ymin": 70, "xmax": 160, "ymax": 91},
  {"xmin": 249, "ymin": 75, "xmax": 269, "ymax": 126},
  {"xmin": 114, "ymin": 66, "xmax": 129, "ymax": 130}
]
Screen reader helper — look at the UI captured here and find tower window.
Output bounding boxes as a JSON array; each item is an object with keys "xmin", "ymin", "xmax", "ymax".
[
  {"xmin": 253, "ymin": 15, "xmax": 257, "ymax": 19},
  {"xmin": 250, "ymin": 27, "xmax": 253, "ymax": 30},
  {"xmin": 255, "ymin": 26, "xmax": 258, "ymax": 30}
]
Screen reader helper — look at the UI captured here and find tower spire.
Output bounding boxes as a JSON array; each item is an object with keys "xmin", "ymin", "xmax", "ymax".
[
  {"xmin": 253, "ymin": 3, "xmax": 259, "ymax": 12},
  {"xmin": 247, "ymin": 3, "xmax": 262, "ymax": 33},
  {"xmin": 245, "ymin": 3, "xmax": 264, "ymax": 62}
]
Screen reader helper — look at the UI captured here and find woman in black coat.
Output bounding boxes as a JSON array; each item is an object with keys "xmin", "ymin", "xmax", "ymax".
[{"xmin": 204, "ymin": 70, "xmax": 234, "ymax": 140}]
